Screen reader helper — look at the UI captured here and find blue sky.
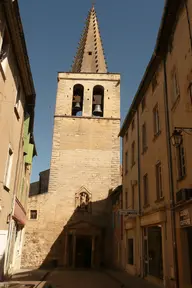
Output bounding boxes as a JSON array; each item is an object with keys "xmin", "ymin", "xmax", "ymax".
[{"xmin": 19, "ymin": 0, "xmax": 164, "ymax": 182}]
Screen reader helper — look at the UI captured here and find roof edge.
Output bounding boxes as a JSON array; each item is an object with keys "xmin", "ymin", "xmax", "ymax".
[{"xmin": 119, "ymin": 0, "xmax": 182, "ymax": 137}]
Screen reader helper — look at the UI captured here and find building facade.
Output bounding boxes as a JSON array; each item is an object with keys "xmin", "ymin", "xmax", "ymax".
[
  {"xmin": 120, "ymin": 0, "xmax": 192, "ymax": 287},
  {"xmin": 29, "ymin": 169, "xmax": 50, "ymax": 197},
  {"xmin": 21, "ymin": 6, "xmax": 121, "ymax": 269},
  {"xmin": 0, "ymin": 0, "xmax": 36, "ymax": 278},
  {"xmin": 110, "ymin": 185, "xmax": 124, "ymax": 269}
]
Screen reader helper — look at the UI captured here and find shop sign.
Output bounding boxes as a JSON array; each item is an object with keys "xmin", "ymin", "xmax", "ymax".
[
  {"xmin": 180, "ymin": 209, "xmax": 191, "ymax": 227},
  {"xmin": 118, "ymin": 209, "xmax": 138, "ymax": 216}
]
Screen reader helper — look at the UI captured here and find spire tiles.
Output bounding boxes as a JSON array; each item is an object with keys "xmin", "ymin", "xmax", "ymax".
[{"xmin": 71, "ymin": 6, "xmax": 107, "ymax": 73}]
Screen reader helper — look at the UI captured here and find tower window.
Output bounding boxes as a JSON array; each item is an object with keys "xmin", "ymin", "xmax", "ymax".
[
  {"xmin": 88, "ymin": 51, "xmax": 92, "ymax": 55},
  {"xmin": 72, "ymin": 84, "xmax": 84, "ymax": 116},
  {"xmin": 30, "ymin": 210, "xmax": 37, "ymax": 220},
  {"xmin": 92, "ymin": 85, "xmax": 104, "ymax": 117}
]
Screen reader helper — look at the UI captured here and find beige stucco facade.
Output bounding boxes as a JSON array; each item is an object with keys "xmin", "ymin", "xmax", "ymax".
[
  {"xmin": 0, "ymin": 0, "xmax": 36, "ymax": 278},
  {"xmin": 120, "ymin": 1, "xmax": 192, "ymax": 288}
]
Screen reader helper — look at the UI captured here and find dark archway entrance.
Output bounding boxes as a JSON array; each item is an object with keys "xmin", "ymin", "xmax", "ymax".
[{"xmin": 75, "ymin": 235, "xmax": 92, "ymax": 268}]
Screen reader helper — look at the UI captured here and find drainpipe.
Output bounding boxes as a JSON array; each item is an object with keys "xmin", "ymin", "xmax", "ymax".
[
  {"xmin": 4, "ymin": 118, "xmax": 24, "ymax": 276},
  {"xmin": 184, "ymin": 0, "xmax": 192, "ymax": 52},
  {"xmin": 136, "ymin": 109, "xmax": 141, "ymax": 215},
  {"xmin": 136, "ymin": 109, "xmax": 141, "ymax": 276},
  {"xmin": 163, "ymin": 57, "xmax": 179, "ymax": 288}
]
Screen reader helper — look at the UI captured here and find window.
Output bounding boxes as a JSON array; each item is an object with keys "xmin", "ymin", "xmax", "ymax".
[
  {"xmin": 141, "ymin": 96, "xmax": 146, "ymax": 111},
  {"xmin": 177, "ymin": 142, "xmax": 186, "ymax": 179},
  {"xmin": 72, "ymin": 84, "xmax": 84, "ymax": 116},
  {"xmin": 0, "ymin": 28, "xmax": 9, "ymax": 74},
  {"xmin": 189, "ymin": 82, "xmax": 192, "ymax": 104},
  {"xmin": 131, "ymin": 118, "xmax": 135, "ymax": 130},
  {"xmin": 172, "ymin": 70, "xmax": 180, "ymax": 103},
  {"xmin": 88, "ymin": 51, "xmax": 92, "ymax": 55},
  {"xmin": 4, "ymin": 146, "xmax": 13, "ymax": 190},
  {"xmin": 152, "ymin": 74, "xmax": 157, "ymax": 92},
  {"xmin": 92, "ymin": 85, "xmax": 104, "ymax": 117},
  {"xmin": 153, "ymin": 105, "xmax": 160, "ymax": 136},
  {"xmin": 30, "ymin": 210, "xmax": 37, "ymax": 220},
  {"xmin": 125, "ymin": 189, "xmax": 128, "ymax": 209},
  {"xmin": 143, "ymin": 174, "xmax": 148, "ymax": 206},
  {"xmin": 125, "ymin": 131, "xmax": 128, "ymax": 142},
  {"xmin": 131, "ymin": 141, "xmax": 135, "ymax": 166},
  {"xmin": 156, "ymin": 162, "xmax": 163, "ymax": 199},
  {"xmin": 132, "ymin": 185, "xmax": 134, "ymax": 209},
  {"xmin": 142, "ymin": 123, "xmax": 147, "ymax": 153},
  {"xmin": 127, "ymin": 238, "xmax": 134, "ymax": 265},
  {"xmin": 125, "ymin": 151, "xmax": 128, "ymax": 174}
]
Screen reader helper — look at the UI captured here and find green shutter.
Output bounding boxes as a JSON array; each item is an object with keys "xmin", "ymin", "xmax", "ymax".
[
  {"xmin": 24, "ymin": 133, "xmax": 30, "ymax": 155},
  {"xmin": 25, "ymin": 143, "xmax": 34, "ymax": 164},
  {"xmin": 24, "ymin": 113, "xmax": 30, "ymax": 137},
  {"xmin": 24, "ymin": 114, "xmax": 30, "ymax": 155}
]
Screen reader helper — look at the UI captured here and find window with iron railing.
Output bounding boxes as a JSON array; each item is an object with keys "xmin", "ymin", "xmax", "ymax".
[
  {"xmin": 143, "ymin": 173, "xmax": 148, "ymax": 206},
  {"xmin": 142, "ymin": 122, "xmax": 147, "ymax": 153},
  {"xmin": 156, "ymin": 162, "xmax": 163, "ymax": 199},
  {"xmin": 153, "ymin": 104, "xmax": 160, "ymax": 136},
  {"xmin": 177, "ymin": 142, "xmax": 186, "ymax": 180}
]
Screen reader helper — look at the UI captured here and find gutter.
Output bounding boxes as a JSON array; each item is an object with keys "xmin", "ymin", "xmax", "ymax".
[
  {"xmin": 119, "ymin": 54, "xmax": 156, "ymax": 137},
  {"xmin": 4, "ymin": 119, "xmax": 24, "ymax": 275},
  {"xmin": 119, "ymin": 0, "xmax": 182, "ymax": 137},
  {"xmin": 184, "ymin": 0, "xmax": 192, "ymax": 52},
  {"xmin": 163, "ymin": 57, "xmax": 179, "ymax": 288},
  {"xmin": 136, "ymin": 108, "xmax": 142, "ymax": 277},
  {"xmin": 3, "ymin": 0, "xmax": 36, "ymax": 135},
  {"xmin": 136, "ymin": 110, "xmax": 141, "ymax": 215}
]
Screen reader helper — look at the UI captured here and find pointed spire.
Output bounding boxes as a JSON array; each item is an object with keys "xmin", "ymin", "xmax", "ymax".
[{"xmin": 71, "ymin": 5, "xmax": 107, "ymax": 73}]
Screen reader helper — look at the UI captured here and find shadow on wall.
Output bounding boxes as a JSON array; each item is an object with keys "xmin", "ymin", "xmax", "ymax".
[
  {"xmin": 39, "ymin": 196, "xmax": 113, "ymax": 269},
  {"xmin": 0, "ymin": 253, "xmax": 5, "ymax": 282},
  {"xmin": 21, "ymin": 193, "xmax": 114, "ymax": 271}
]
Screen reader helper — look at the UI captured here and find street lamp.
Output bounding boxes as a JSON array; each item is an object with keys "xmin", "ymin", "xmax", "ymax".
[{"xmin": 171, "ymin": 127, "xmax": 192, "ymax": 147}]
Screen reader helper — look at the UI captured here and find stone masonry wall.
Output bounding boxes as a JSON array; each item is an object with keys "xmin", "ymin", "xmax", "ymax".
[{"xmin": 22, "ymin": 73, "xmax": 120, "ymax": 268}]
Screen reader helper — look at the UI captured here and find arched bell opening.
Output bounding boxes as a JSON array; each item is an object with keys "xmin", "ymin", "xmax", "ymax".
[
  {"xmin": 92, "ymin": 85, "xmax": 104, "ymax": 117},
  {"xmin": 72, "ymin": 84, "xmax": 84, "ymax": 116}
]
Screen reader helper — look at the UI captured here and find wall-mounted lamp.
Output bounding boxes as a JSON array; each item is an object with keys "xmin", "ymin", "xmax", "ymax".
[{"xmin": 171, "ymin": 127, "xmax": 192, "ymax": 148}]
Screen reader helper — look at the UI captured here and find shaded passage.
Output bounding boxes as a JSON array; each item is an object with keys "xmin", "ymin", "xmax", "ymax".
[{"xmin": 47, "ymin": 270, "xmax": 120, "ymax": 288}]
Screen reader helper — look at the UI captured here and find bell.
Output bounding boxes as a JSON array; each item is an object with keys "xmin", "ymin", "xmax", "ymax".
[
  {"xmin": 93, "ymin": 104, "xmax": 102, "ymax": 116},
  {"xmin": 73, "ymin": 101, "xmax": 81, "ymax": 112}
]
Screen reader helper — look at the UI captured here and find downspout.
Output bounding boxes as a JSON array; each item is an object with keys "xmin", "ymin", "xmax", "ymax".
[
  {"xmin": 163, "ymin": 57, "xmax": 179, "ymax": 288},
  {"xmin": 4, "ymin": 119, "xmax": 24, "ymax": 276},
  {"xmin": 136, "ymin": 109, "xmax": 141, "ymax": 214},
  {"xmin": 136, "ymin": 109, "xmax": 141, "ymax": 276},
  {"xmin": 184, "ymin": 0, "xmax": 192, "ymax": 52}
]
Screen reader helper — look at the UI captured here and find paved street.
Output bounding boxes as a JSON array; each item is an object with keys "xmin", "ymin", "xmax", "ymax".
[{"xmin": 47, "ymin": 270, "xmax": 122, "ymax": 288}]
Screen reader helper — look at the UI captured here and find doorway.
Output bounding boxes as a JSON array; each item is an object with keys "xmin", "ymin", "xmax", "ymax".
[
  {"xmin": 143, "ymin": 226, "xmax": 163, "ymax": 279},
  {"xmin": 75, "ymin": 235, "xmax": 92, "ymax": 268},
  {"xmin": 0, "ymin": 230, "xmax": 8, "ymax": 280},
  {"xmin": 186, "ymin": 227, "xmax": 192, "ymax": 284}
]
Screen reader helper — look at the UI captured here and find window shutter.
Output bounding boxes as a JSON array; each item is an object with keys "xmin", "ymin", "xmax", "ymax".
[
  {"xmin": 24, "ymin": 133, "xmax": 30, "ymax": 155},
  {"xmin": 24, "ymin": 114, "xmax": 30, "ymax": 137},
  {"xmin": 24, "ymin": 114, "xmax": 30, "ymax": 155},
  {"xmin": 25, "ymin": 144, "xmax": 34, "ymax": 164}
]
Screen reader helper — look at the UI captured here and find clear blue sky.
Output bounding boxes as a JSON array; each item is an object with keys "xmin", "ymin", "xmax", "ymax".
[{"xmin": 19, "ymin": 0, "xmax": 164, "ymax": 183}]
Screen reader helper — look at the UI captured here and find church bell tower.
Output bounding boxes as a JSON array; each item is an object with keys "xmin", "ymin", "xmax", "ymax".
[
  {"xmin": 23, "ymin": 5, "xmax": 121, "ymax": 269},
  {"xmin": 49, "ymin": 5, "xmax": 121, "ymax": 206}
]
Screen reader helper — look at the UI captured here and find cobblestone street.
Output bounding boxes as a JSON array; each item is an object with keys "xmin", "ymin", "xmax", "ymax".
[{"xmin": 47, "ymin": 270, "xmax": 121, "ymax": 288}]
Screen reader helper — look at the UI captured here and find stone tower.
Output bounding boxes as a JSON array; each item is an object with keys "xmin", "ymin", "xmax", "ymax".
[{"xmin": 22, "ymin": 6, "xmax": 120, "ymax": 269}]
